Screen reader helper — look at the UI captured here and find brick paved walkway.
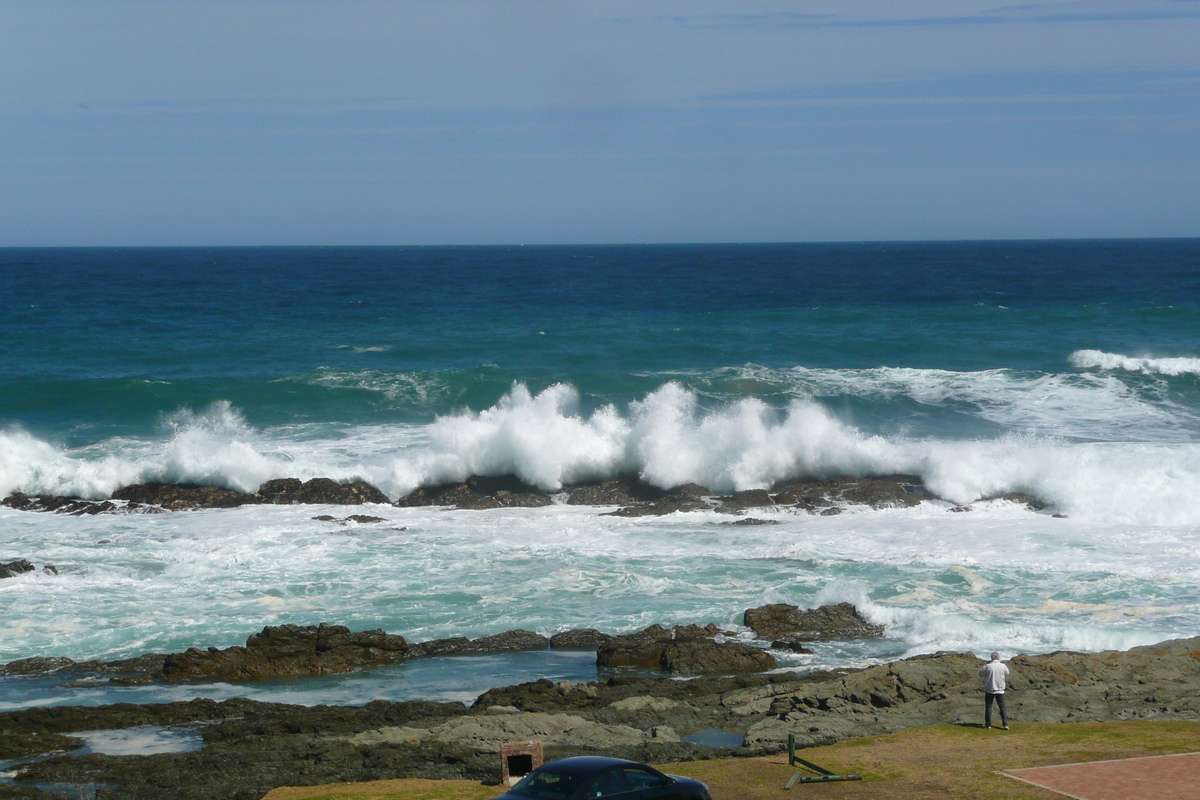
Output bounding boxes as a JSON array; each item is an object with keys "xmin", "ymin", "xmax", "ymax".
[{"xmin": 1003, "ymin": 752, "xmax": 1200, "ymax": 800}]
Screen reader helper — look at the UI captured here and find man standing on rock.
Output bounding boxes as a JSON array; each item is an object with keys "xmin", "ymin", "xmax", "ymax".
[{"xmin": 980, "ymin": 651, "xmax": 1010, "ymax": 730}]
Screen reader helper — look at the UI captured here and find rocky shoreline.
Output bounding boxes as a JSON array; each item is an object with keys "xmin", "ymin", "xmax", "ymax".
[
  {"xmin": 0, "ymin": 604, "xmax": 876, "ymax": 686},
  {"xmin": 1, "ymin": 609, "xmax": 1197, "ymax": 800},
  {"xmin": 1, "ymin": 473, "xmax": 1054, "ymax": 518}
]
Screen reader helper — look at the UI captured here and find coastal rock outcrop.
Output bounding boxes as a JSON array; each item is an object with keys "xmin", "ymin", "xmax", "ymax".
[
  {"xmin": 769, "ymin": 475, "xmax": 931, "ymax": 510},
  {"xmin": 0, "ymin": 559, "xmax": 57, "ymax": 578},
  {"xmin": 2, "ymin": 477, "xmax": 392, "ymax": 515},
  {"xmin": 161, "ymin": 623, "xmax": 410, "ymax": 680},
  {"xmin": 598, "ymin": 639, "xmax": 778, "ymax": 675},
  {"xmin": 4, "ymin": 637, "xmax": 1200, "ymax": 800},
  {"xmin": 390, "ymin": 472, "xmax": 999, "ymax": 516},
  {"xmin": 1, "ymin": 492, "xmax": 131, "ymax": 515},
  {"xmin": 594, "ymin": 623, "xmax": 775, "ymax": 675},
  {"xmin": 550, "ymin": 628, "xmax": 617, "ymax": 649},
  {"xmin": 258, "ymin": 478, "xmax": 389, "ymax": 505},
  {"xmin": 407, "ymin": 629, "xmax": 550, "ymax": 658},
  {"xmin": 743, "ymin": 602, "xmax": 884, "ymax": 642},
  {"xmin": 394, "ymin": 475, "xmax": 552, "ymax": 509},
  {"xmin": 111, "ymin": 482, "xmax": 255, "ymax": 510},
  {"xmin": 3, "ymin": 472, "xmax": 1057, "ymax": 516}
]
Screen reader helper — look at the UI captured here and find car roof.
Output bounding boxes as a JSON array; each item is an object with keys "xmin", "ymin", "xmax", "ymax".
[{"xmin": 534, "ymin": 757, "xmax": 651, "ymax": 776}]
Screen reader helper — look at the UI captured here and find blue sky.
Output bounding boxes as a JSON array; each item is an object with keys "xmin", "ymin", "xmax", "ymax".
[{"xmin": 2, "ymin": 1, "xmax": 1198, "ymax": 245}]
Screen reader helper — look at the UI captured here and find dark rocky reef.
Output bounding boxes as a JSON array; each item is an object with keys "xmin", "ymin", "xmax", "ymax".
[
  {"xmin": 743, "ymin": 602, "xmax": 884, "ymax": 642},
  {"xmin": 394, "ymin": 475, "xmax": 553, "ymax": 509},
  {"xmin": 598, "ymin": 639, "xmax": 777, "ymax": 675},
  {"xmin": 256, "ymin": 478, "xmax": 389, "ymax": 505},
  {"xmin": 110, "ymin": 483, "xmax": 255, "ymax": 510},
  {"xmin": 160, "ymin": 623, "xmax": 410, "ymax": 680},
  {"xmin": 1, "ymin": 559, "xmax": 57, "ymax": 579},
  {"xmin": 594, "ymin": 622, "xmax": 775, "ymax": 675},
  {"xmin": 1, "ymin": 493, "xmax": 140, "ymax": 516},
  {"xmin": 311, "ymin": 514, "xmax": 391, "ymax": 525},
  {"xmin": 407, "ymin": 629, "xmax": 550, "ymax": 658},
  {"xmin": 2, "ymin": 472, "xmax": 1057, "ymax": 517},
  {"xmin": 389, "ymin": 473, "xmax": 989, "ymax": 517},
  {"xmin": 2, "ymin": 477, "xmax": 392, "ymax": 515},
  {"xmin": 0, "ymin": 608, "xmax": 869, "ymax": 686}
]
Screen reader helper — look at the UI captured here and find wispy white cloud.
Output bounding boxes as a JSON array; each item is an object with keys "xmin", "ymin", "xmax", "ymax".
[{"xmin": 612, "ymin": 0, "xmax": 1200, "ymax": 29}]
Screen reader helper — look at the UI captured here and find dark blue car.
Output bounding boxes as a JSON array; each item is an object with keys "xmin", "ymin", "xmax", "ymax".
[{"xmin": 495, "ymin": 756, "xmax": 713, "ymax": 800}]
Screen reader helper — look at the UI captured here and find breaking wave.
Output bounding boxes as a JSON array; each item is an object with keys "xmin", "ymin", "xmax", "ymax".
[
  {"xmin": 3, "ymin": 384, "xmax": 1200, "ymax": 526},
  {"xmin": 1070, "ymin": 349, "xmax": 1200, "ymax": 377}
]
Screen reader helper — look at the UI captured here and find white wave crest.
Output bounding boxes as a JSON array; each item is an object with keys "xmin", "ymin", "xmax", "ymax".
[
  {"xmin": 4, "ymin": 388, "xmax": 1200, "ymax": 526},
  {"xmin": 754, "ymin": 363, "xmax": 1194, "ymax": 442},
  {"xmin": 380, "ymin": 382, "xmax": 906, "ymax": 496},
  {"xmin": 0, "ymin": 402, "xmax": 322, "ymax": 499},
  {"xmin": 1070, "ymin": 349, "xmax": 1200, "ymax": 376},
  {"xmin": 390, "ymin": 383, "xmax": 630, "ymax": 492}
]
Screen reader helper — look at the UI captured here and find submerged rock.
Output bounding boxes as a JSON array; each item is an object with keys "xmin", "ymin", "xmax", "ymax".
[
  {"xmin": 1, "ymin": 493, "xmax": 131, "ymax": 515},
  {"xmin": 984, "ymin": 491, "xmax": 1051, "ymax": 510},
  {"xmin": 0, "ymin": 559, "xmax": 57, "ymax": 579},
  {"xmin": 0, "ymin": 558, "xmax": 37, "ymax": 579},
  {"xmin": 743, "ymin": 602, "xmax": 884, "ymax": 641}
]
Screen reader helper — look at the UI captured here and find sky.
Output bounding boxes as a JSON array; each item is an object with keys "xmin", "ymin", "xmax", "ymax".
[{"xmin": 2, "ymin": 0, "xmax": 1199, "ymax": 245}]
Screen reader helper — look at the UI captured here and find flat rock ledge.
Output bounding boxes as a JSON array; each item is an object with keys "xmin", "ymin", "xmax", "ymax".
[{"xmin": 3, "ymin": 637, "xmax": 1198, "ymax": 800}]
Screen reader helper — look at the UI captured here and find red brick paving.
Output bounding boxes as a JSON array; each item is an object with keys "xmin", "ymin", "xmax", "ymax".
[{"xmin": 1003, "ymin": 752, "xmax": 1200, "ymax": 800}]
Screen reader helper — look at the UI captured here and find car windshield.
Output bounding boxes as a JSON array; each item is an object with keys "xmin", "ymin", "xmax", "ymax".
[{"xmin": 510, "ymin": 768, "xmax": 581, "ymax": 800}]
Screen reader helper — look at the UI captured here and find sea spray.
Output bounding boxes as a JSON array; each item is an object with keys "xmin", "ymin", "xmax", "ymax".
[
  {"xmin": 5, "ymin": 384, "xmax": 1200, "ymax": 525},
  {"xmin": 1071, "ymin": 349, "xmax": 1200, "ymax": 377}
]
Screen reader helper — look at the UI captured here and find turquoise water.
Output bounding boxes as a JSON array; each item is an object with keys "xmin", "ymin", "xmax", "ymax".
[{"xmin": 2, "ymin": 241, "xmax": 1199, "ymax": 708}]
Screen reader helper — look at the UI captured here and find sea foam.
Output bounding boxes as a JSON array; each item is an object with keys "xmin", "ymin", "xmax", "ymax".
[
  {"xmin": 1070, "ymin": 349, "xmax": 1200, "ymax": 377},
  {"xmin": 3, "ymin": 384, "xmax": 1200, "ymax": 526}
]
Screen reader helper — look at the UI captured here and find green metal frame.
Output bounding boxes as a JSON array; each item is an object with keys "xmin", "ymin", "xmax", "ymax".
[{"xmin": 784, "ymin": 733, "xmax": 863, "ymax": 789}]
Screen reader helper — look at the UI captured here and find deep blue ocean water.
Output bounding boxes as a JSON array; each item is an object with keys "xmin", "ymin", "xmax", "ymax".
[
  {"xmin": 4, "ymin": 241, "xmax": 1197, "ymax": 441},
  {"xmin": 2, "ymin": 240, "xmax": 1199, "ymax": 709}
]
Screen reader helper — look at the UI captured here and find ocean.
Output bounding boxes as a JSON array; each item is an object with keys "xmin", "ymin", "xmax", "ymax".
[{"xmin": 2, "ymin": 240, "xmax": 1199, "ymax": 710}]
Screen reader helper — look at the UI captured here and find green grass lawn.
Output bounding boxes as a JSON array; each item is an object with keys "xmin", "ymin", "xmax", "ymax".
[{"xmin": 263, "ymin": 720, "xmax": 1200, "ymax": 800}]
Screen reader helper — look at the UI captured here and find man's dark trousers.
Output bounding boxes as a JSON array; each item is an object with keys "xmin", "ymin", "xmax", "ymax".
[{"xmin": 985, "ymin": 692, "xmax": 1008, "ymax": 728}]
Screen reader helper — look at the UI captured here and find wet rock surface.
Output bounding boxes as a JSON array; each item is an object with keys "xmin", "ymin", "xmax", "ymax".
[
  {"xmin": 110, "ymin": 483, "xmax": 254, "ymax": 510},
  {"xmin": 257, "ymin": 478, "xmax": 389, "ymax": 505},
  {"xmin": 743, "ymin": 602, "xmax": 885, "ymax": 641},
  {"xmin": 396, "ymin": 472, "xmax": 1003, "ymax": 516},
  {"xmin": 598, "ymin": 639, "xmax": 778, "ymax": 675},
  {"xmin": 2, "ymin": 472, "xmax": 1056, "ymax": 515},
  {"xmin": 160, "ymin": 624, "xmax": 411, "ymax": 680},
  {"xmin": 407, "ymin": 630, "xmax": 550, "ymax": 658},
  {"xmin": 3, "ymin": 638, "xmax": 1197, "ymax": 799},
  {"xmin": 549, "ymin": 629, "xmax": 617, "ymax": 649},
  {"xmin": 394, "ymin": 475, "xmax": 553, "ymax": 509},
  {"xmin": 2, "ymin": 477, "xmax": 392, "ymax": 515},
  {"xmin": 1, "ymin": 559, "xmax": 35, "ymax": 579}
]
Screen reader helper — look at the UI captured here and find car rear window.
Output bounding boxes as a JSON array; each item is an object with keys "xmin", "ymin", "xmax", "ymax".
[{"xmin": 510, "ymin": 768, "xmax": 580, "ymax": 799}]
